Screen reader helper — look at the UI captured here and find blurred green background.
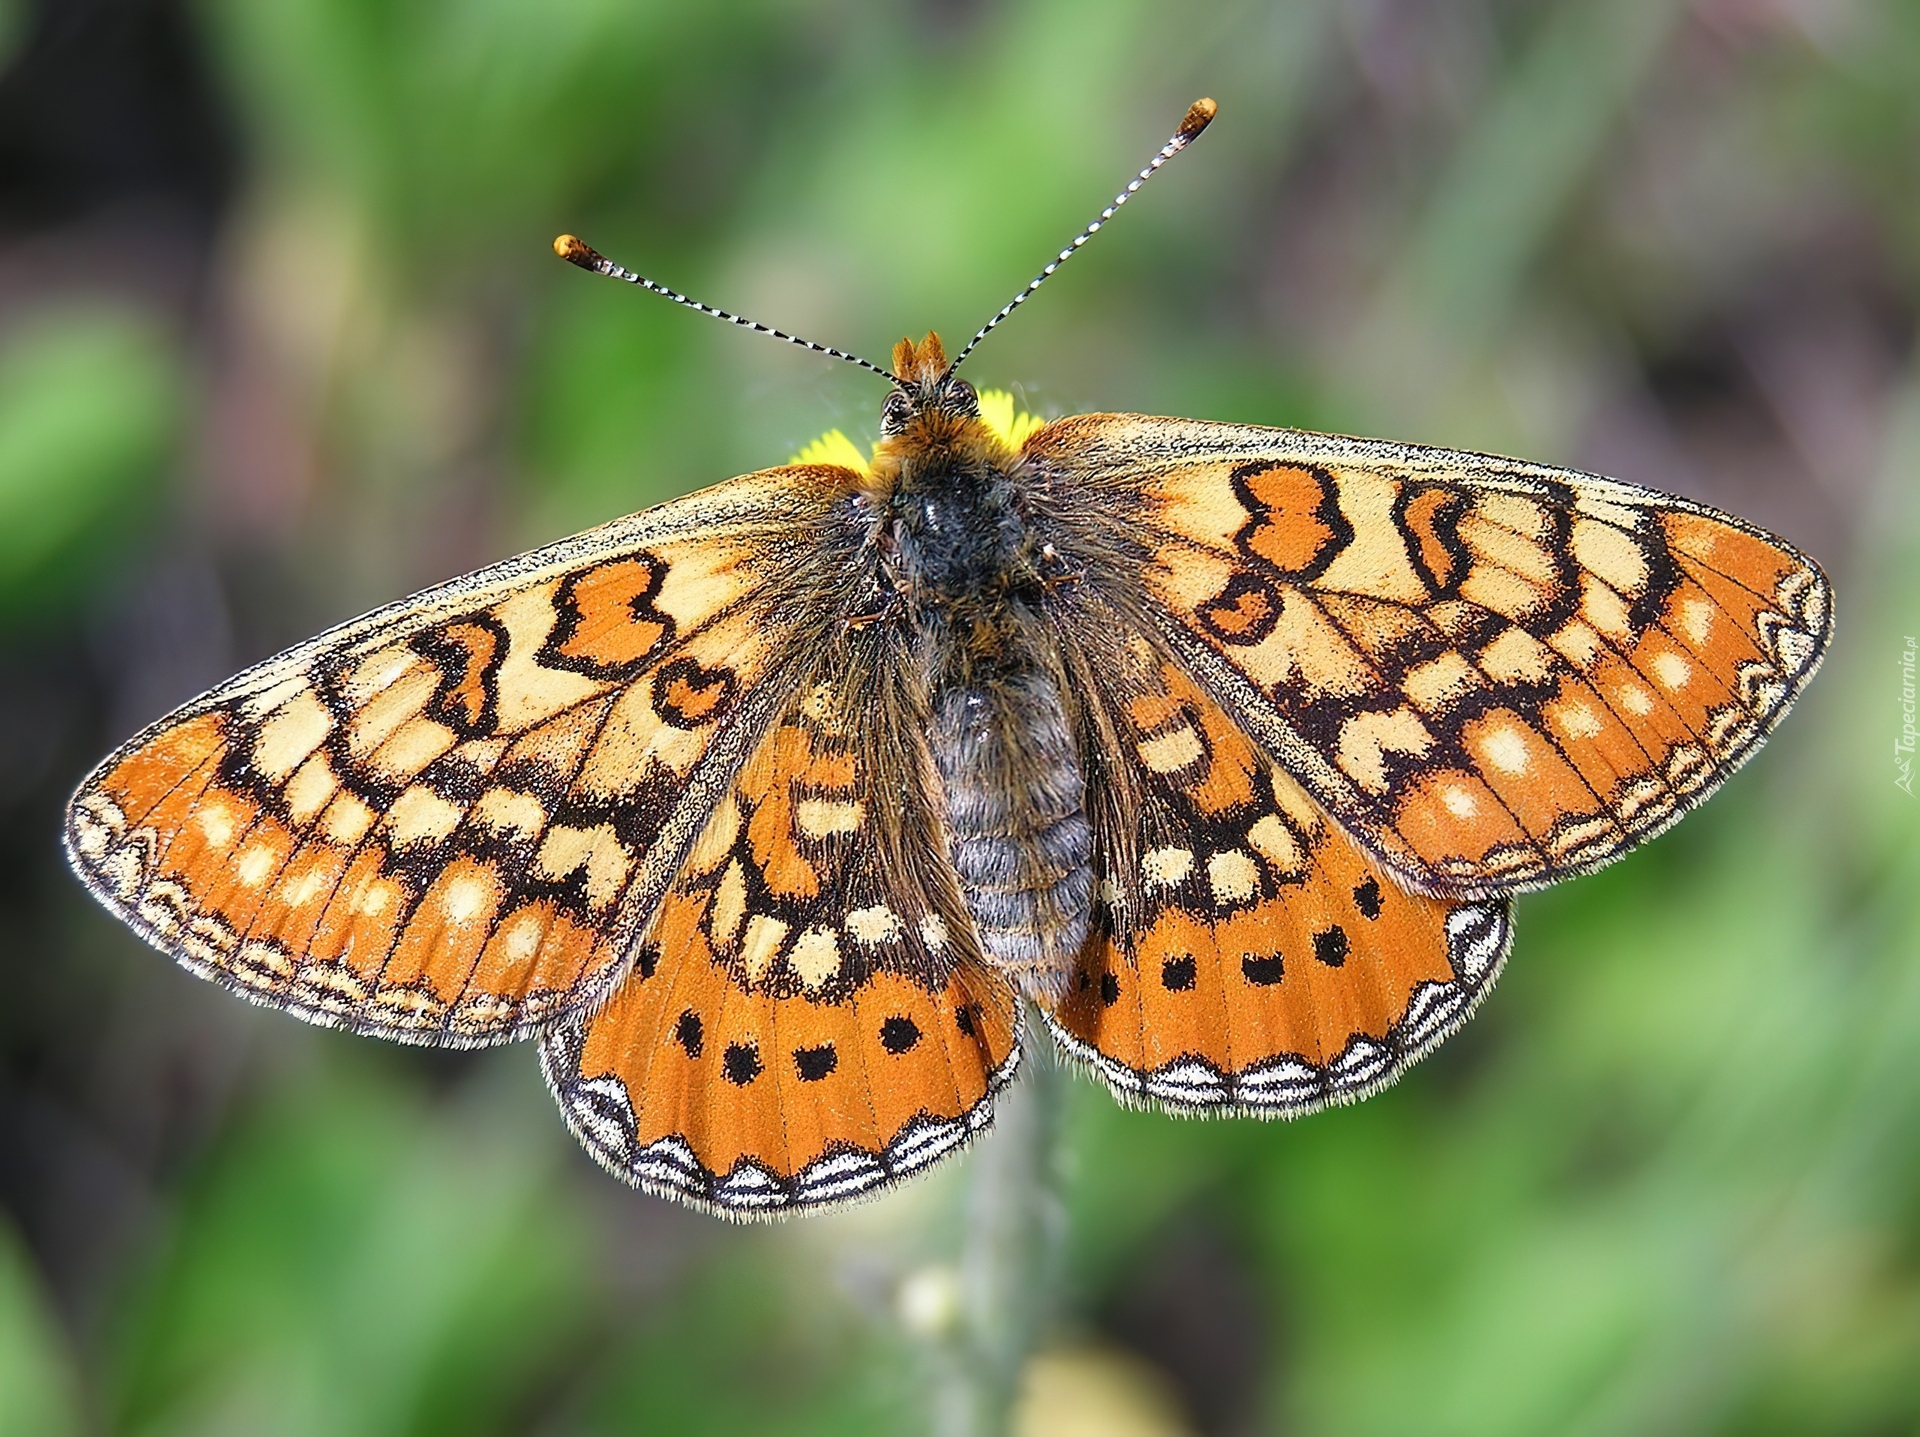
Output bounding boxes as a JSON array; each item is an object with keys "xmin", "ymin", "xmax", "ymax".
[{"xmin": 2, "ymin": 1, "xmax": 1917, "ymax": 1433}]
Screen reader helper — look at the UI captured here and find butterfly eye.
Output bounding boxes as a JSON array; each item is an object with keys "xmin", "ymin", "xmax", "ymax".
[
  {"xmin": 943, "ymin": 378, "xmax": 979, "ymax": 416},
  {"xmin": 881, "ymin": 388, "xmax": 915, "ymax": 434}
]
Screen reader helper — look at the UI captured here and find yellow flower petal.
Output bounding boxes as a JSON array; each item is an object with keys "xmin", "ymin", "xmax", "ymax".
[
  {"xmin": 789, "ymin": 428, "xmax": 871, "ymax": 477},
  {"xmin": 978, "ymin": 389, "xmax": 1044, "ymax": 449}
]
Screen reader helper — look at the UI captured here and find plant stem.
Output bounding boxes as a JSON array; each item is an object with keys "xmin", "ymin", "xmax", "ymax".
[{"xmin": 930, "ymin": 1017, "xmax": 1069, "ymax": 1437}]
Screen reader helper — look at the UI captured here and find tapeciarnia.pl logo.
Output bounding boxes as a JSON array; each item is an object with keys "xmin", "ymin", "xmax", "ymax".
[{"xmin": 1899, "ymin": 636, "xmax": 1916, "ymax": 797}]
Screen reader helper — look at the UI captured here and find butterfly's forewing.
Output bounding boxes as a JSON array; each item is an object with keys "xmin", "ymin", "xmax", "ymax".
[
  {"xmin": 65, "ymin": 467, "xmax": 856, "ymax": 1046},
  {"xmin": 1031, "ymin": 416, "xmax": 1832, "ymax": 897},
  {"xmin": 541, "ymin": 631, "xmax": 1020, "ymax": 1218},
  {"xmin": 1046, "ymin": 627, "xmax": 1510, "ymax": 1114}
]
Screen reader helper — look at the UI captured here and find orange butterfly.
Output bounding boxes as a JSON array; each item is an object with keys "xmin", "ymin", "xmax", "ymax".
[{"xmin": 65, "ymin": 100, "xmax": 1830, "ymax": 1217}]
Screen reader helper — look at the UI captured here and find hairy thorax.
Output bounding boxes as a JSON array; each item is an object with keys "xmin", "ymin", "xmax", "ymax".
[{"xmin": 864, "ymin": 409, "xmax": 1092, "ymax": 1001}]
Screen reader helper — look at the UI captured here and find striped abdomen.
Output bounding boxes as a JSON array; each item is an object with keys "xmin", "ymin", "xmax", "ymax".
[{"xmin": 931, "ymin": 668, "xmax": 1092, "ymax": 1001}]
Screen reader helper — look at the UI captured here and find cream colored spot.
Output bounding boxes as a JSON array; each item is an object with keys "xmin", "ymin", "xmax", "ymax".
[
  {"xmin": 355, "ymin": 879, "xmax": 397, "ymax": 917},
  {"xmin": 236, "ymin": 844, "xmax": 276, "ymax": 888},
  {"xmin": 1550, "ymin": 700, "xmax": 1603, "ymax": 740},
  {"xmin": 371, "ymin": 718, "xmax": 457, "ymax": 783},
  {"xmin": 195, "ymin": 801, "xmax": 237, "ymax": 849},
  {"xmin": 1478, "ymin": 627, "xmax": 1557, "ymax": 685},
  {"xmin": 1404, "ymin": 652, "xmax": 1483, "ymax": 714},
  {"xmin": 1680, "ymin": 597, "xmax": 1715, "ymax": 646},
  {"xmin": 1460, "ymin": 512, "xmax": 1559, "ymax": 585},
  {"xmin": 345, "ymin": 668, "xmax": 437, "ymax": 760},
  {"xmin": 789, "ymin": 926, "xmax": 841, "ymax": 989},
  {"xmin": 342, "ymin": 646, "xmax": 416, "ymax": 705},
  {"xmin": 501, "ymin": 912, "xmax": 545, "ymax": 963},
  {"xmin": 1268, "ymin": 765, "xmax": 1325, "ymax": 835},
  {"xmin": 1336, "ymin": 706, "xmax": 1436, "ymax": 794},
  {"xmin": 1314, "ymin": 469, "xmax": 1426, "ymax": 602},
  {"xmin": 740, "ymin": 914, "xmax": 788, "ymax": 983},
  {"xmin": 442, "ymin": 874, "xmax": 493, "ymax": 925},
  {"xmin": 1247, "ymin": 814, "xmax": 1304, "ymax": 873},
  {"xmin": 1207, "ymin": 849, "xmax": 1259, "ymax": 905},
  {"xmin": 710, "ymin": 859, "xmax": 747, "ymax": 948},
  {"xmin": 685, "ymin": 792, "xmax": 741, "ymax": 874},
  {"xmin": 1143, "ymin": 847, "xmax": 1194, "ymax": 887},
  {"xmin": 1478, "ymin": 494, "xmax": 1550, "ymax": 538},
  {"xmin": 1441, "ymin": 785, "xmax": 1481, "ymax": 819},
  {"xmin": 921, "ymin": 913, "xmax": 949, "ymax": 951},
  {"xmin": 285, "ymin": 754, "xmax": 338, "ymax": 825},
  {"xmin": 280, "ymin": 866, "xmax": 330, "ymax": 909},
  {"xmin": 1580, "ymin": 575, "xmax": 1634, "ymax": 642},
  {"xmin": 796, "ymin": 798, "xmax": 863, "ymax": 838},
  {"xmin": 534, "ymin": 823, "xmax": 632, "ymax": 910},
  {"xmin": 1651, "ymin": 651, "xmax": 1692, "ymax": 691},
  {"xmin": 239, "ymin": 672, "xmax": 311, "ymax": 721},
  {"xmin": 254, "ymin": 689, "xmax": 333, "ymax": 781},
  {"xmin": 451, "ymin": 737, "xmax": 507, "ymax": 771},
  {"xmin": 800, "ymin": 682, "xmax": 839, "ymax": 724},
  {"xmin": 321, "ymin": 793, "xmax": 375, "ymax": 846},
  {"xmin": 846, "ymin": 905, "xmax": 902, "ymax": 945},
  {"xmin": 1478, "ymin": 725, "xmax": 1532, "ymax": 775},
  {"xmin": 387, "ymin": 787, "xmax": 464, "ymax": 845},
  {"xmin": 1617, "ymin": 682, "xmax": 1655, "ymax": 716},
  {"xmin": 1138, "ymin": 724, "xmax": 1204, "ymax": 774},
  {"xmin": 1571, "ymin": 517, "xmax": 1650, "ymax": 597},
  {"xmin": 492, "ymin": 584, "xmax": 606, "ymax": 732},
  {"xmin": 1547, "ymin": 620, "xmax": 1603, "ymax": 668},
  {"xmin": 1574, "ymin": 493, "xmax": 1644, "ymax": 529},
  {"xmin": 473, "ymin": 788, "xmax": 545, "ymax": 838}
]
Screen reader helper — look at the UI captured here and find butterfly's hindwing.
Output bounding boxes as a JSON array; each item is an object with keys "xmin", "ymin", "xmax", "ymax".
[
  {"xmin": 1030, "ymin": 416, "xmax": 1832, "ymax": 897},
  {"xmin": 541, "ymin": 630, "xmax": 1021, "ymax": 1218},
  {"xmin": 64, "ymin": 467, "xmax": 857, "ymax": 1046},
  {"xmin": 1046, "ymin": 624, "xmax": 1511, "ymax": 1115}
]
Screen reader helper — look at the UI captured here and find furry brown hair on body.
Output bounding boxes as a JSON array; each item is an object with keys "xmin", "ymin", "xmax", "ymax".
[{"xmin": 859, "ymin": 333, "xmax": 1093, "ymax": 1001}]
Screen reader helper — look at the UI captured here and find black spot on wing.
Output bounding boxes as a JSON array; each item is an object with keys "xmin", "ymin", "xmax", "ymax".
[
  {"xmin": 794, "ymin": 1043, "xmax": 836, "ymax": 1082},
  {"xmin": 674, "ymin": 1009, "xmax": 703, "ymax": 1057},
  {"xmin": 722, "ymin": 1041, "xmax": 762, "ymax": 1086},
  {"xmin": 1242, "ymin": 954, "xmax": 1284, "ymax": 986}
]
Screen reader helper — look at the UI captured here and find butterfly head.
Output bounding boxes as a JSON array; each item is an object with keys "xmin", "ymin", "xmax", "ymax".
[{"xmin": 881, "ymin": 332, "xmax": 980, "ymax": 435}]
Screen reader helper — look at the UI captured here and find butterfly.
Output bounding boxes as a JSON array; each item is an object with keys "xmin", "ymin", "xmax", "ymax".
[{"xmin": 64, "ymin": 100, "xmax": 1831, "ymax": 1218}]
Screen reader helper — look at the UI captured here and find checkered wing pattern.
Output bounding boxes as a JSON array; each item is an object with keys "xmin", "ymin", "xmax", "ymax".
[
  {"xmin": 64, "ymin": 466, "xmax": 857, "ymax": 1046},
  {"xmin": 542, "ymin": 630, "xmax": 1019, "ymax": 1217},
  {"xmin": 1030, "ymin": 415, "xmax": 1832, "ymax": 899},
  {"xmin": 1046, "ymin": 627, "xmax": 1510, "ymax": 1114}
]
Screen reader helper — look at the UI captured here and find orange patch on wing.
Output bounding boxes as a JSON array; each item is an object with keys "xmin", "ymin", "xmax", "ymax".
[
  {"xmin": 552, "ymin": 557, "xmax": 673, "ymax": 670},
  {"xmin": 572, "ymin": 904, "xmax": 1015, "ymax": 1185},
  {"xmin": 1393, "ymin": 768, "xmax": 1531, "ymax": 869},
  {"xmin": 433, "ymin": 619, "xmax": 502, "ymax": 729},
  {"xmin": 1661, "ymin": 511, "xmax": 1802, "ymax": 595},
  {"xmin": 1056, "ymin": 826, "xmax": 1458, "ymax": 1077},
  {"xmin": 1458, "ymin": 708, "xmax": 1598, "ymax": 841},
  {"xmin": 99, "ymin": 714, "xmax": 229, "ymax": 825},
  {"xmin": 376, "ymin": 857, "xmax": 505, "ymax": 1001},
  {"xmin": 1400, "ymin": 488, "xmax": 1465, "ymax": 589},
  {"xmin": 1240, "ymin": 465, "xmax": 1339, "ymax": 573},
  {"xmin": 309, "ymin": 848, "xmax": 411, "ymax": 978}
]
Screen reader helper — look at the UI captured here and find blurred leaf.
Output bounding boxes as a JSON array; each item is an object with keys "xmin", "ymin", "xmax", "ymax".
[
  {"xmin": 0, "ymin": 306, "xmax": 182, "ymax": 612},
  {"xmin": 563, "ymin": 1239, "xmax": 909, "ymax": 1437},
  {"xmin": 108, "ymin": 1056, "xmax": 592, "ymax": 1437},
  {"xmin": 0, "ymin": 1219, "xmax": 80, "ymax": 1437}
]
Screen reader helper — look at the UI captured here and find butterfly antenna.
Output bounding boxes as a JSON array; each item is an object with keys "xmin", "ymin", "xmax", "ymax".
[
  {"xmin": 552, "ymin": 235, "xmax": 901, "ymax": 383},
  {"xmin": 946, "ymin": 97, "xmax": 1217, "ymax": 376}
]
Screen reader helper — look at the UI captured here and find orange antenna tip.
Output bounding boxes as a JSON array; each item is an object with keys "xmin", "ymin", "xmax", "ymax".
[
  {"xmin": 553, "ymin": 234, "xmax": 599, "ymax": 267},
  {"xmin": 1179, "ymin": 98, "xmax": 1218, "ymax": 140}
]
